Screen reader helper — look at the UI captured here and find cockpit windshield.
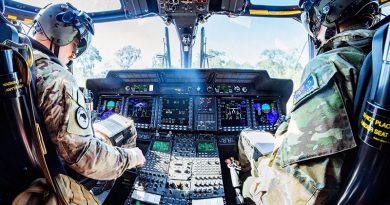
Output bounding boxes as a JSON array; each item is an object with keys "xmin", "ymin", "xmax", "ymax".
[
  {"xmin": 13, "ymin": 0, "xmax": 121, "ymax": 12},
  {"xmin": 11, "ymin": 0, "xmax": 308, "ymax": 89}
]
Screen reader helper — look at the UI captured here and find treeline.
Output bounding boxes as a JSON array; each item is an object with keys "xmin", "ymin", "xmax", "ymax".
[{"xmin": 73, "ymin": 46, "xmax": 304, "ymax": 88}]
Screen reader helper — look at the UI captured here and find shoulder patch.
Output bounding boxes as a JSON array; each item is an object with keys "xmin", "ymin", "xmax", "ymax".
[
  {"xmin": 76, "ymin": 106, "xmax": 89, "ymax": 129},
  {"xmin": 293, "ymin": 74, "xmax": 319, "ymax": 104}
]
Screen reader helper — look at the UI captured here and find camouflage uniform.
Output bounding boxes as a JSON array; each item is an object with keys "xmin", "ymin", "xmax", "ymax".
[
  {"xmin": 239, "ymin": 29, "xmax": 374, "ymax": 205},
  {"xmin": 34, "ymin": 49, "xmax": 140, "ymax": 180}
]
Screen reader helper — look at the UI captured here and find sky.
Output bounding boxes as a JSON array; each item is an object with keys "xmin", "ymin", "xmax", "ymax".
[{"xmin": 15, "ymin": 0, "xmax": 309, "ymax": 74}]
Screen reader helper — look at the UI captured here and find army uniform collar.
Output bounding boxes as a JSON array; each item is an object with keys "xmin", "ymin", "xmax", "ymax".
[
  {"xmin": 33, "ymin": 49, "xmax": 52, "ymax": 62},
  {"xmin": 31, "ymin": 38, "xmax": 63, "ymax": 66},
  {"xmin": 318, "ymin": 29, "xmax": 375, "ymax": 54}
]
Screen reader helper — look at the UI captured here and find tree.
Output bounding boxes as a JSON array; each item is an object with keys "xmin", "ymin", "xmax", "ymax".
[
  {"xmin": 74, "ymin": 46, "xmax": 102, "ymax": 78},
  {"xmin": 206, "ymin": 49, "xmax": 226, "ymax": 68},
  {"xmin": 225, "ymin": 60, "xmax": 241, "ymax": 68},
  {"xmin": 256, "ymin": 49, "xmax": 303, "ymax": 88},
  {"xmin": 94, "ymin": 62, "xmax": 114, "ymax": 78},
  {"xmin": 115, "ymin": 45, "xmax": 141, "ymax": 69},
  {"xmin": 205, "ymin": 49, "xmax": 252, "ymax": 69}
]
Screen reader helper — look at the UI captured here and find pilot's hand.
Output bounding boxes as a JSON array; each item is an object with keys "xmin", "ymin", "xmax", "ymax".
[
  {"xmin": 130, "ymin": 147, "xmax": 145, "ymax": 168},
  {"xmin": 242, "ymin": 176, "xmax": 257, "ymax": 199}
]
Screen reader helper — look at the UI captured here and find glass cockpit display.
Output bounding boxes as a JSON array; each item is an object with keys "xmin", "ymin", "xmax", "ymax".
[
  {"xmin": 97, "ymin": 96, "xmax": 123, "ymax": 121},
  {"xmin": 152, "ymin": 140, "xmax": 171, "ymax": 153},
  {"xmin": 219, "ymin": 98, "xmax": 249, "ymax": 128},
  {"xmin": 197, "ymin": 142, "xmax": 215, "ymax": 152},
  {"xmin": 197, "ymin": 97, "xmax": 214, "ymax": 112},
  {"xmin": 252, "ymin": 100, "xmax": 279, "ymax": 129},
  {"xmin": 126, "ymin": 98, "xmax": 153, "ymax": 125},
  {"xmin": 161, "ymin": 98, "xmax": 190, "ymax": 126}
]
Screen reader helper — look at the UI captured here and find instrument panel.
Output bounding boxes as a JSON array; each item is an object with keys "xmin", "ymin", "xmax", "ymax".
[
  {"xmin": 89, "ymin": 69, "xmax": 293, "ymax": 133},
  {"xmin": 96, "ymin": 93, "xmax": 281, "ymax": 132},
  {"xmin": 87, "ymin": 69, "xmax": 293, "ymax": 205}
]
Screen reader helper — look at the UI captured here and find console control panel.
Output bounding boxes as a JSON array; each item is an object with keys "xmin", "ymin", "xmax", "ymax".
[{"xmin": 126, "ymin": 133, "xmax": 225, "ymax": 205}]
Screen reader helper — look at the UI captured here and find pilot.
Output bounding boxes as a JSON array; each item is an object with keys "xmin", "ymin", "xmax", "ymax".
[
  {"xmin": 31, "ymin": 3, "xmax": 145, "ymax": 182},
  {"xmin": 239, "ymin": 0, "xmax": 379, "ymax": 204}
]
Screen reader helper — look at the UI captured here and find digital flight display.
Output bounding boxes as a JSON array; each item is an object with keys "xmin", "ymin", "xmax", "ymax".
[
  {"xmin": 215, "ymin": 85, "xmax": 233, "ymax": 94},
  {"xmin": 98, "ymin": 97, "xmax": 123, "ymax": 121},
  {"xmin": 197, "ymin": 142, "xmax": 215, "ymax": 152},
  {"xmin": 161, "ymin": 98, "xmax": 190, "ymax": 126},
  {"xmin": 152, "ymin": 140, "xmax": 170, "ymax": 153},
  {"xmin": 126, "ymin": 98, "xmax": 153, "ymax": 124},
  {"xmin": 252, "ymin": 100, "xmax": 279, "ymax": 128},
  {"xmin": 219, "ymin": 98, "xmax": 249, "ymax": 127},
  {"xmin": 130, "ymin": 85, "xmax": 152, "ymax": 92},
  {"xmin": 197, "ymin": 97, "xmax": 214, "ymax": 112}
]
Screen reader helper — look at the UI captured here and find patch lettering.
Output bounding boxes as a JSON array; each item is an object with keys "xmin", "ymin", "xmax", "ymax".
[{"xmin": 76, "ymin": 106, "xmax": 89, "ymax": 129}]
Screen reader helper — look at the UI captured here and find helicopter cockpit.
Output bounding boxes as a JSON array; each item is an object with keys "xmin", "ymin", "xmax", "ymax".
[{"xmin": 2, "ymin": 0, "xmax": 390, "ymax": 204}]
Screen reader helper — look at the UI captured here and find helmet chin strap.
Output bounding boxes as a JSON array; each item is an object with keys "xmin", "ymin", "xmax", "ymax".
[
  {"xmin": 314, "ymin": 37, "xmax": 322, "ymax": 49},
  {"xmin": 325, "ymin": 27, "xmax": 336, "ymax": 40},
  {"xmin": 335, "ymin": 21, "xmax": 340, "ymax": 34},
  {"xmin": 49, "ymin": 39, "xmax": 60, "ymax": 57},
  {"xmin": 67, "ymin": 60, "xmax": 73, "ymax": 74}
]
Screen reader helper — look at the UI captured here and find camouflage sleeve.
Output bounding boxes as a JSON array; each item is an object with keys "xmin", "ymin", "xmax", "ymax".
[
  {"xmin": 121, "ymin": 124, "xmax": 137, "ymax": 149},
  {"xmin": 35, "ymin": 58, "xmax": 140, "ymax": 180},
  {"xmin": 238, "ymin": 129, "xmax": 277, "ymax": 176},
  {"xmin": 279, "ymin": 46, "xmax": 364, "ymax": 167},
  {"xmin": 242, "ymin": 46, "xmax": 367, "ymax": 204},
  {"xmin": 243, "ymin": 154, "xmax": 345, "ymax": 205}
]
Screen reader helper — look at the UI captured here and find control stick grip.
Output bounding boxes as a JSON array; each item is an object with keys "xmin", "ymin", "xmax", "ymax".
[{"xmin": 226, "ymin": 158, "xmax": 244, "ymax": 204}]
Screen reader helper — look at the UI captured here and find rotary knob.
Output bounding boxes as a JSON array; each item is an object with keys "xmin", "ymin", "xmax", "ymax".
[
  {"xmin": 234, "ymin": 86, "xmax": 241, "ymax": 93},
  {"xmin": 242, "ymin": 86, "xmax": 248, "ymax": 93},
  {"xmin": 207, "ymin": 86, "xmax": 213, "ymax": 93}
]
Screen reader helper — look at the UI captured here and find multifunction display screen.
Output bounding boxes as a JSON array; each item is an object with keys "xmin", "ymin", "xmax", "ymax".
[
  {"xmin": 197, "ymin": 97, "xmax": 214, "ymax": 112},
  {"xmin": 161, "ymin": 98, "xmax": 190, "ymax": 126},
  {"xmin": 220, "ymin": 99, "xmax": 248, "ymax": 127},
  {"xmin": 197, "ymin": 142, "xmax": 215, "ymax": 152},
  {"xmin": 98, "ymin": 97, "xmax": 123, "ymax": 120},
  {"xmin": 152, "ymin": 140, "xmax": 170, "ymax": 153},
  {"xmin": 126, "ymin": 98, "xmax": 153, "ymax": 124},
  {"xmin": 252, "ymin": 100, "xmax": 279, "ymax": 127}
]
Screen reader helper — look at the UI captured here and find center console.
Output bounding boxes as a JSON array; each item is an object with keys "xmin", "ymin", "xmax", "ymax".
[{"xmin": 127, "ymin": 134, "xmax": 224, "ymax": 205}]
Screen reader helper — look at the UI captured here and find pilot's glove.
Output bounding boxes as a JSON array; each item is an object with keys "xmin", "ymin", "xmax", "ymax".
[
  {"xmin": 242, "ymin": 176, "xmax": 257, "ymax": 199},
  {"xmin": 128, "ymin": 147, "xmax": 145, "ymax": 168},
  {"xmin": 121, "ymin": 121, "xmax": 137, "ymax": 148}
]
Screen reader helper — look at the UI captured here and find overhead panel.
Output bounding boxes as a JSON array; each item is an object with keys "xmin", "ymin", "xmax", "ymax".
[
  {"xmin": 122, "ymin": 0, "xmax": 149, "ymax": 17},
  {"xmin": 157, "ymin": 0, "xmax": 210, "ymax": 15},
  {"xmin": 221, "ymin": 0, "xmax": 246, "ymax": 13}
]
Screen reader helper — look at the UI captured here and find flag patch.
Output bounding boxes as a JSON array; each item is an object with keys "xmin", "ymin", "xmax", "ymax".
[{"xmin": 294, "ymin": 74, "xmax": 319, "ymax": 104}]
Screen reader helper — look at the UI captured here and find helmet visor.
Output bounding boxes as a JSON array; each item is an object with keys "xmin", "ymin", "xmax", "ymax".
[
  {"xmin": 75, "ymin": 28, "xmax": 92, "ymax": 57},
  {"xmin": 68, "ymin": 3, "xmax": 94, "ymax": 57},
  {"xmin": 301, "ymin": 7, "xmax": 322, "ymax": 37}
]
